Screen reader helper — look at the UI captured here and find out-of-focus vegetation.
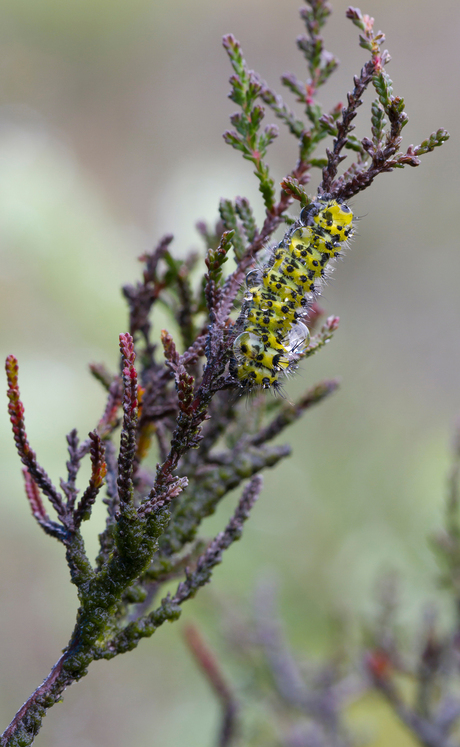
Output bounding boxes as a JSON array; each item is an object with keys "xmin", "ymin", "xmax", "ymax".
[{"xmin": 0, "ymin": 1, "xmax": 458, "ymax": 745}]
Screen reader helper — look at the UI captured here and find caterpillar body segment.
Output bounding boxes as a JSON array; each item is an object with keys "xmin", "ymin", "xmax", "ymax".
[{"xmin": 231, "ymin": 197, "xmax": 354, "ymax": 390}]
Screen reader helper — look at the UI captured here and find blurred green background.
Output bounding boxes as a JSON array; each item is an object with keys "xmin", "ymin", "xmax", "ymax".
[{"xmin": 0, "ymin": 0, "xmax": 459, "ymax": 744}]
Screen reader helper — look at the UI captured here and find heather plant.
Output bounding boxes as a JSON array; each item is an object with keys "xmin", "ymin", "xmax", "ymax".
[{"xmin": 1, "ymin": 3, "xmax": 448, "ymax": 746}]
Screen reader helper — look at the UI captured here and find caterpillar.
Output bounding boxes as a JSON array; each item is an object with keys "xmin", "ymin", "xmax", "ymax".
[{"xmin": 231, "ymin": 197, "xmax": 354, "ymax": 391}]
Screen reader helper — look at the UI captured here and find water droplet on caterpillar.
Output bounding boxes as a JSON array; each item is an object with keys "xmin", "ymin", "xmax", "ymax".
[
  {"xmin": 233, "ymin": 331, "xmax": 263, "ymax": 360},
  {"xmin": 285, "ymin": 321, "xmax": 310, "ymax": 358},
  {"xmin": 245, "ymin": 269, "xmax": 259, "ymax": 288}
]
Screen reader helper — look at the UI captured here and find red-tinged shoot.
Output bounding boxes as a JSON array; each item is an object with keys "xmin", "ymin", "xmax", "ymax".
[
  {"xmin": 5, "ymin": 354, "xmax": 31, "ymax": 462},
  {"xmin": 177, "ymin": 370, "xmax": 195, "ymax": 416},
  {"xmin": 119, "ymin": 332, "xmax": 138, "ymax": 423},
  {"xmin": 23, "ymin": 468, "xmax": 48, "ymax": 521},
  {"xmin": 74, "ymin": 432, "xmax": 107, "ymax": 526},
  {"xmin": 161, "ymin": 328, "xmax": 180, "ymax": 368},
  {"xmin": 88, "ymin": 431, "xmax": 107, "ymax": 491},
  {"xmin": 117, "ymin": 333, "xmax": 140, "ymax": 506}
]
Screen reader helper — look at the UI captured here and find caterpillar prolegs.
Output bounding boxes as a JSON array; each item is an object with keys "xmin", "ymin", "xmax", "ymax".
[{"xmin": 231, "ymin": 197, "xmax": 354, "ymax": 390}]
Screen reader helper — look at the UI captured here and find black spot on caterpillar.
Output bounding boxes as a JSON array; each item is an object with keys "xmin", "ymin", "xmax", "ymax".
[{"xmin": 230, "ymin": 197, "xmax": 354, "ymax": 390}]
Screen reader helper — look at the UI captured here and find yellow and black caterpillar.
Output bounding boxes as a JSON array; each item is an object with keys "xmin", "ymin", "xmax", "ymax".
[{"xmin": 231, "ymin": 197, "xmax": 354, "ymax": 390}]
